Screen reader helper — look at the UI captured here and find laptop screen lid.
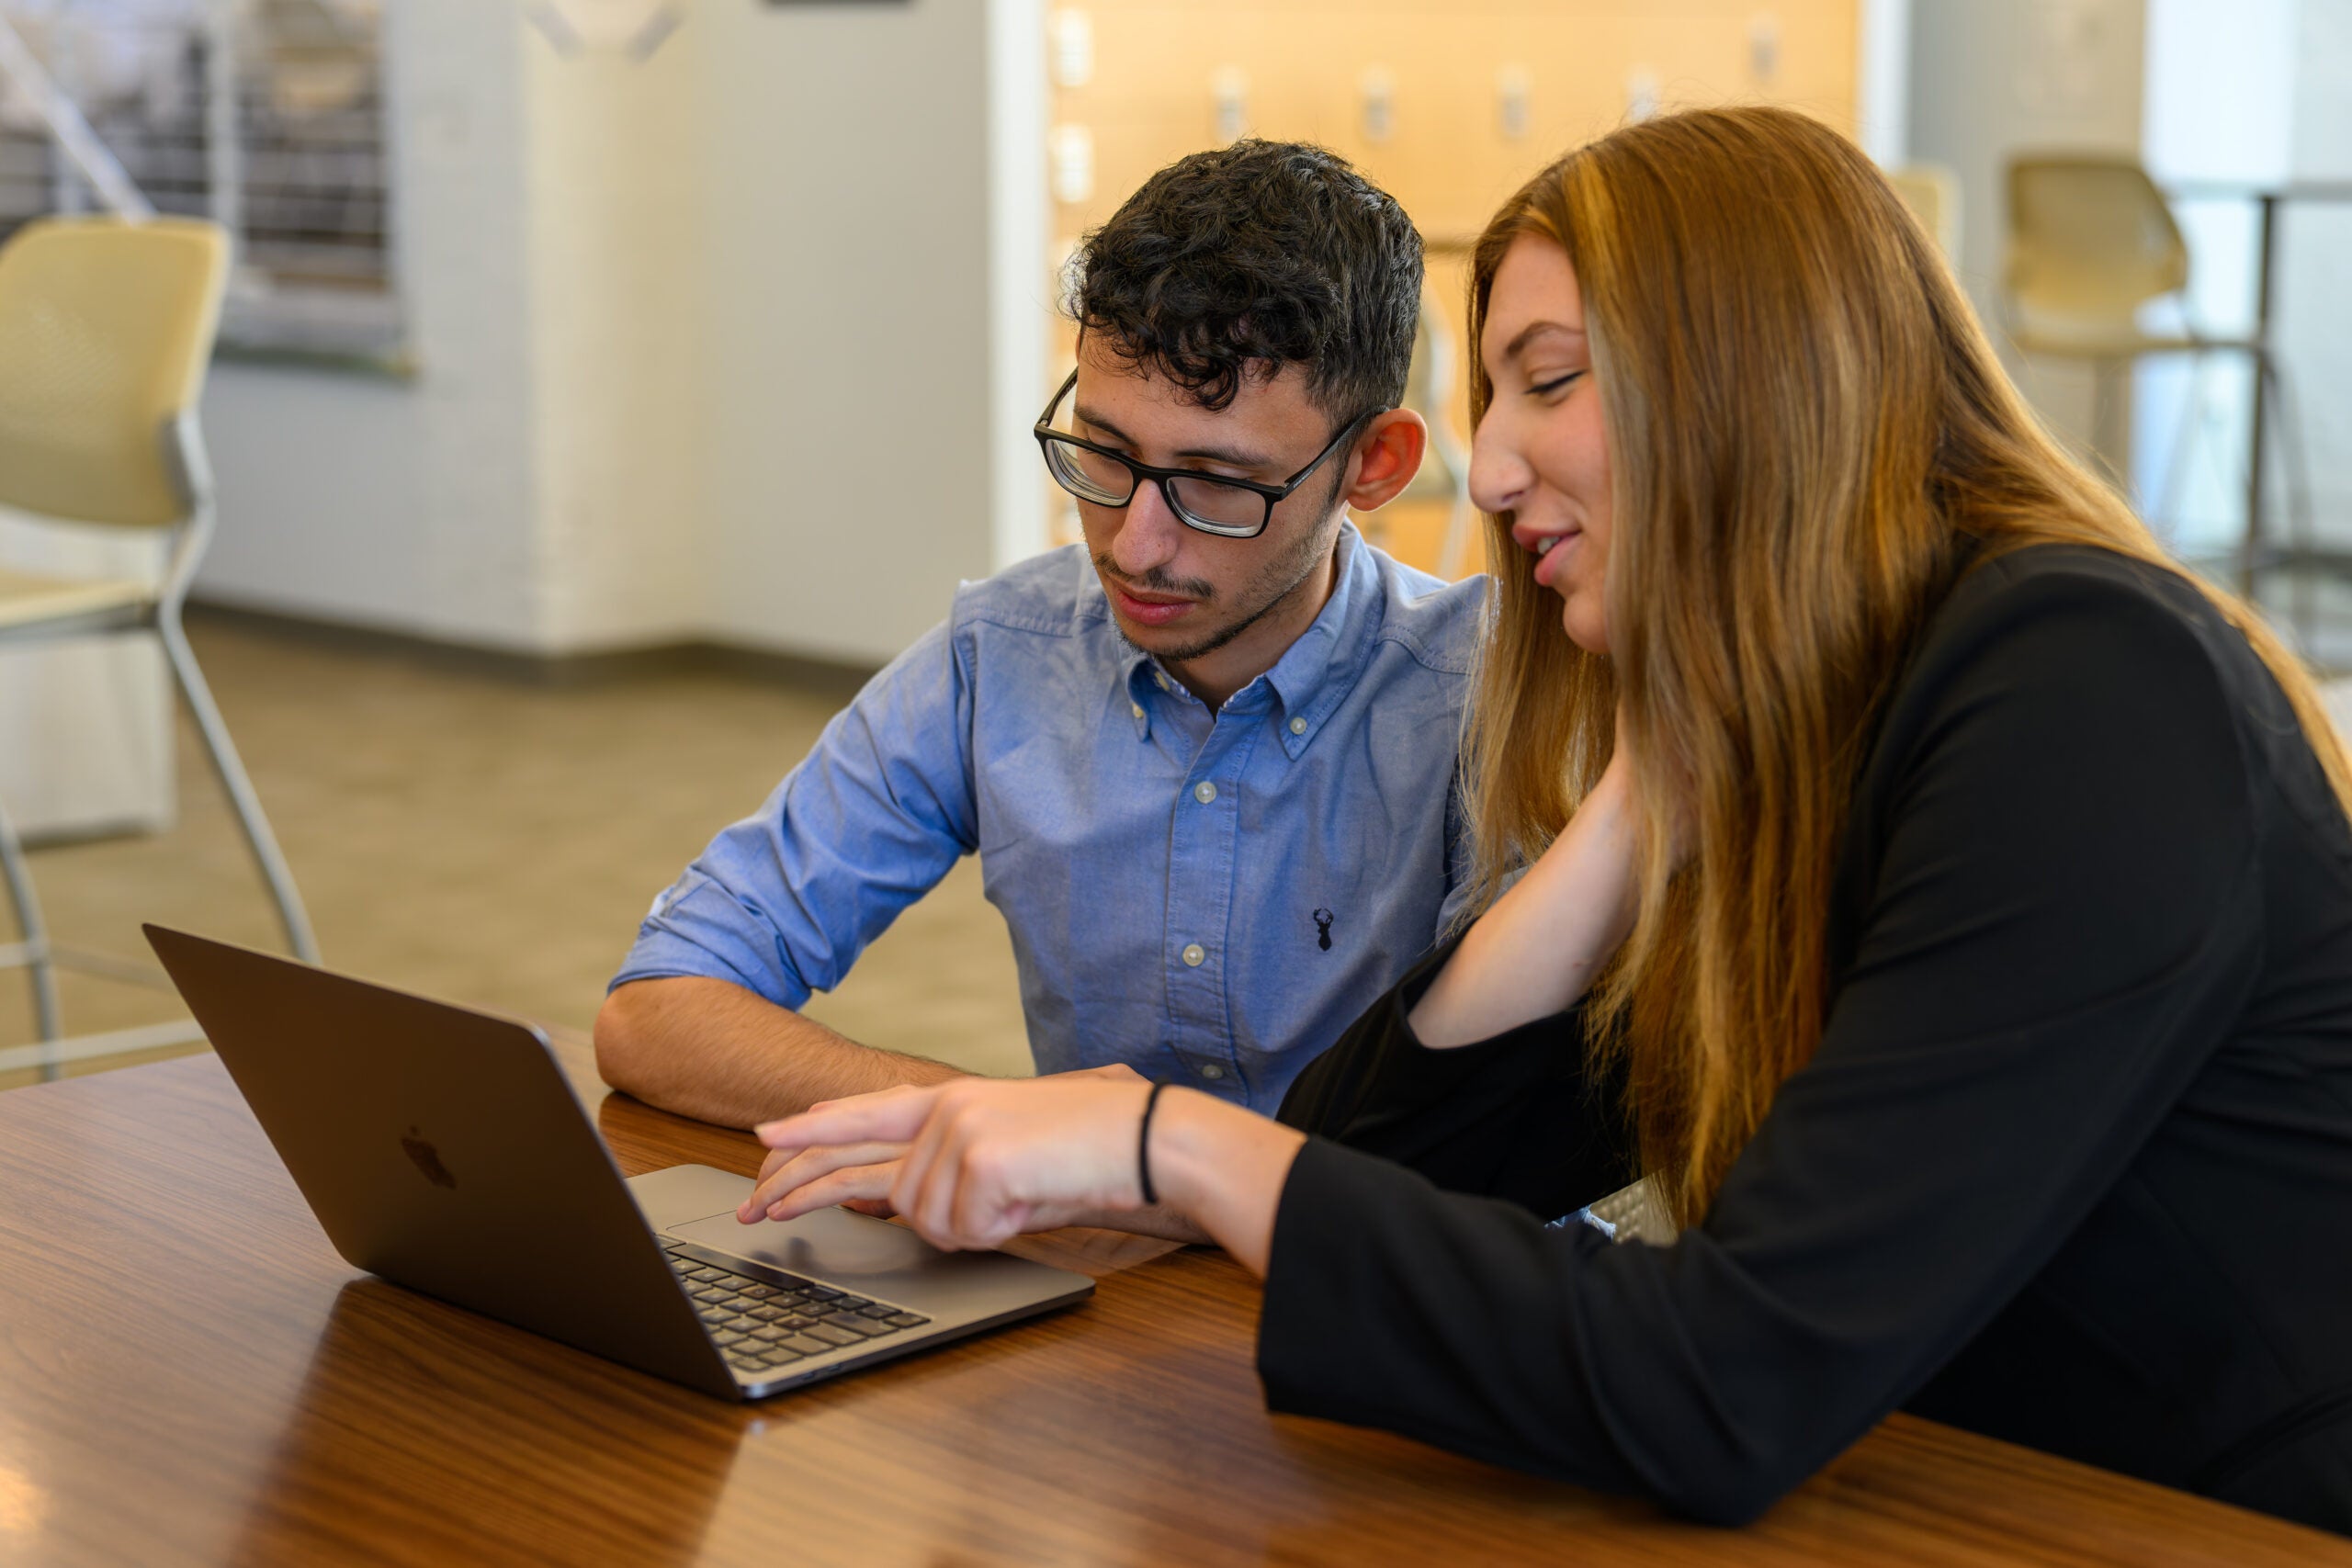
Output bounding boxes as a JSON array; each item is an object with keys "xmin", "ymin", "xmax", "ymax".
[{"xmin": 142, "ymin": 924, "xmax": 740, "ymax": 1399}]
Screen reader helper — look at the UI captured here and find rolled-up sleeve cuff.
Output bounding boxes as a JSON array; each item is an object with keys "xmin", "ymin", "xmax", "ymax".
[{"xmin": 606, "ymin": 888, "xmax": 815, "ymax": 1010}]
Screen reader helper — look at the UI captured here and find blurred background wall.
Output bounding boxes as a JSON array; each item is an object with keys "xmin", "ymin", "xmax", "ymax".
[{"xmin": 188, "ymin": 0, "xmax": 1043, "ymax": 671}]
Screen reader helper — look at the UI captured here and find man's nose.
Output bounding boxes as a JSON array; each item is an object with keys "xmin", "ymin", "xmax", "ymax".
[{"xmin": 1112, "ymin": 479, "xmax": 1186, "ymax": 574}]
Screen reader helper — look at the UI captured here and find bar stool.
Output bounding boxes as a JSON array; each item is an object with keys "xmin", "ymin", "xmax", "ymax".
[
  {"xmin": 0, "ymin": 215, "xmax": 319, "ymax": 1078},
  {"xmin": 2002, "ymin": 155, "xmax": 2316, "ymax": 625}
]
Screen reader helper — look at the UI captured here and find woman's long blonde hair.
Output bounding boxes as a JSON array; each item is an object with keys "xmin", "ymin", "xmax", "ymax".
[{"xmin": 1461, "ymin": 106, "xmax": 2352, "ymax": 1224}]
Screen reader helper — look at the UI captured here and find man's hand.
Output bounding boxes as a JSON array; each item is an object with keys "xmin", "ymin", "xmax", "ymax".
[{"xmin": 737, "ymin": 1062, "xmax": 1150, "ymax": 1224}]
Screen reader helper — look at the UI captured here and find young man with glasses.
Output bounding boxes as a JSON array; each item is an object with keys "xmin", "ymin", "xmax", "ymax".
[{"xmin": 597, "ymin": 141, "xmax": 1485, "ymax": 1136}]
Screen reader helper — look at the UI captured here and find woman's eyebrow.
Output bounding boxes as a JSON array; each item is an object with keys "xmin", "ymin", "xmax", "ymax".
[{"xmin": 1501, "ymin": 320, "xmax": 1587, "ymax": 360}]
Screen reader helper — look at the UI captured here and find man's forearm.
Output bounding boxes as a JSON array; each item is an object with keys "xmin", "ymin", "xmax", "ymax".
[{"xmin": 596, "ymin": 976, "xmax": 965, "ymax": 1129}]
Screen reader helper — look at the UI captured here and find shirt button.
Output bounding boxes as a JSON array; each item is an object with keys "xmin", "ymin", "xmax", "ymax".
[
  {"xmin": 1155, "ymin": 671, "xmax": 1170, "ymax": 691},
  {"xmin": 1193, "ymin": 781, "xmax": 1217, "ymax": 804},
  {"xmin": 1182, "ymin": 942, "xmax": 1205, "ymax": 967},
  {"xmin": 1289, "ymin": 716, "xmax": 1307, "ymax": 735},
  {"xmin": 1130, "ymin": 703, "xmax": 1144, "ymax": 720},
  {"xmin": 1199, "ymin": 1063, "xmax": 1227, "ymax": 1081}
]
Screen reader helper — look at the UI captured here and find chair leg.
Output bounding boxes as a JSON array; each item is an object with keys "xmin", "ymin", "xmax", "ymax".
[
  {"xmin": 154, "ymin": 604, "xmax": 321, "ymax": 963},
  {"xmin": 0, "ymin": 791, "xmax": 64, "ymax": 1071},
  {"xmin": 2149, "ymin": 354, "xmax": 2211, "ymax": 551},
  {"xmin": 2259, "ymin": 353, "xmax": 2323, "ymax": 651},
  {"xmin": 2089, "ymin": 359, "xmax": 2126, "ymax": 491}
]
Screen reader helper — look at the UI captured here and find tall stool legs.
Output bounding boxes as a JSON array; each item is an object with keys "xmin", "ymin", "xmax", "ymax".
[
  {"xmin": 156, "ymin": 601, "xmax": 319, "ymax": 964},
  {"xmin": 0, "ymin": 791, "xmax": 63, "ymax": 1077}
]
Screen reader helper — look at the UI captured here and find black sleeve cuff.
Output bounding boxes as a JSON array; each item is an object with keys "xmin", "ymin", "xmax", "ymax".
[{"xmin": 1257, "ymin": 1135, "xmax": 1629, "ymax": 1487}]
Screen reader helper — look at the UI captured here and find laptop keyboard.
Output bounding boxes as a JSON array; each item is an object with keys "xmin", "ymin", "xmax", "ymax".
[{"xmin": 662, "ymin": 1239, "xmax": 932, "ymax": 1379}]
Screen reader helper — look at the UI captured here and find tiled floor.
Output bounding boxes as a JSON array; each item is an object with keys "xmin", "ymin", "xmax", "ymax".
[{"xmin": 0, "ymin": 615, "xmax": 1032, "ymax": 1092}]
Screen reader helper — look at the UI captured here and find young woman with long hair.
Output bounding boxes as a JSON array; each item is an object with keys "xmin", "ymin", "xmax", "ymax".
[{"xmin": 735, "ymin": 107, "xmax": 2352, "ymax": 1532}]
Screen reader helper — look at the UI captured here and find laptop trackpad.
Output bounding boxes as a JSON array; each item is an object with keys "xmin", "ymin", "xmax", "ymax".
[
  {"xmin": 624, "ymin": 1162, "xmax": 759, "ymax": 1231},
  {"xmin": 632, "ymin": 1164, "xmax": 1087, "ymax": 1322},
  {"xmin": 672, "ymin": 1207, "xmax": 962, "ymax": 1304}
]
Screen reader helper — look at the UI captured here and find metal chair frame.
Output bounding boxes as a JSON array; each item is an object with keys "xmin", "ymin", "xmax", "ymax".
[
  {"xmin": 2000, "ymin": 155, "xmax": 2320, "ymax": 633},
  {"xmin": 0, "ymin": 407, "xmax": 318, "ymax": 1079}
]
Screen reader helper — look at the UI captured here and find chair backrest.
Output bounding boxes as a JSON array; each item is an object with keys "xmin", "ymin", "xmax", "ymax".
[
  {"xmin": 0, "ymin": 216, "xmax": 229, "ymax": 528},
  {"xmin": 1887, "ymin": 162, "xmax": 1961, "ymax": 259},
  {"xmin": 2004, "ymin": 156, "xmax": 2188, "ymax": 340}
]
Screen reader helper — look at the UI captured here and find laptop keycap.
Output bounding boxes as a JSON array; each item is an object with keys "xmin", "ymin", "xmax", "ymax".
[
  {"xmin": 664, "ymin": 1239, "xmax": 933, "ymax": 1374},
  {"xmin": 803, "ymin": 1321, "xmax": 863, "ymax": 1347}
]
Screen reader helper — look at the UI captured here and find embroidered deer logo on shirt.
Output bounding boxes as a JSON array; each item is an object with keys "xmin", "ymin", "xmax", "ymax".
[{"xmin": 1313, "ymin": 908, "xmax": 1335, "ymax": 951}]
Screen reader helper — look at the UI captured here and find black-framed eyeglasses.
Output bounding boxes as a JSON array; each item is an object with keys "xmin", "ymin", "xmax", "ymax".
[{"xmin": 1033, "ymin": 368, "xmax": 1378, "ymax": 539}]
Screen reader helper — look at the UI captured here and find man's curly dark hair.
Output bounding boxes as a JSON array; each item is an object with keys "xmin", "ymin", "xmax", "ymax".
[{"xmin": 1067, "ymin": 141, "xmax": 1422, "ymax": 423}]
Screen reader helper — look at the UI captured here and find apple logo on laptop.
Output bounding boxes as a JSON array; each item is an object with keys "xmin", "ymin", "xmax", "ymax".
[{"xmin": 401, "ymin": 1126, "xmax": 458, "ymax": 1190}]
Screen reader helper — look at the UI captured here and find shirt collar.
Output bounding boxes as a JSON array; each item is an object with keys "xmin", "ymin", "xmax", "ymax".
[
  {"xmin": 1091, "ymin": 523, "xmax": 1385, "ymax": 755},
  {"xmin": 1255, "ymin": 522, "xmax": 1380, "ymax": 756}
]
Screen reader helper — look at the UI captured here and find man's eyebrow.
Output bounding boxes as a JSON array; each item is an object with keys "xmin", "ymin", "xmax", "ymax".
[
  {"xmin": 1500, "ymin": 320, "xmax": 1587, "ymax": 360},
  {"xmin": 1072, "ymin": 403, "xmax": 1273, "ymax": 471}
]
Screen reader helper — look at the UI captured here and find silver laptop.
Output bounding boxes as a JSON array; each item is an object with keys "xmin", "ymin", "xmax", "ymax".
[{"xmin": 143, "ymin": 924, "xmax": 1093, "ymax": 1401}]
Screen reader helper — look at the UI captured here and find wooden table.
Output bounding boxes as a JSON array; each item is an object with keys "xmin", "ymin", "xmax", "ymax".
[{"xmin": 4, "ymin": 1038, "xmax": 2346, "ymax": 1567}]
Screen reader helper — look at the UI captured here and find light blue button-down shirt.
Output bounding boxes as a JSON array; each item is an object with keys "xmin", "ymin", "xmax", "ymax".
[{"xmin": 612, "ymin": 524, "xmax": 1487, "ymax": 1112}]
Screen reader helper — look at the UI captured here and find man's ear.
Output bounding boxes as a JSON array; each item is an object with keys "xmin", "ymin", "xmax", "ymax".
[{"xmin": 1340, "ymin": 409, "xmax": 1429, "ymax": 513}]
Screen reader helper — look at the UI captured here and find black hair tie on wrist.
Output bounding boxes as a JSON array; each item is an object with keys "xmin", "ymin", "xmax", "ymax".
[{"xmin": 1137, "ymin": 1080, "xmax": 1170, "ymax": 1207}]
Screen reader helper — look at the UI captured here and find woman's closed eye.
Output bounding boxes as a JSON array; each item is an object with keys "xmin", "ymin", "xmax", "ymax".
[{"xmin": 1529, "ymin": 370, "xmax": 1588, "ymax": 398}]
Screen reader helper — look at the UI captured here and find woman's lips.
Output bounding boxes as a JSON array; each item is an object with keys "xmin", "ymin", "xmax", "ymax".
[
  {"xmin": 1532, "ymin": 530, "xmax": 1580, "ymax": 590},
  {"xmin": 1114, "ymin": 585, "xmax": 1196, "ymax": 626}
]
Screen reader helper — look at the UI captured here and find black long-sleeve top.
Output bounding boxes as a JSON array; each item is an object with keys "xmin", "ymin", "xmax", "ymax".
[{"xmin": 1263, "ymin": 546, "xmax": 2352, "ymax": 1534}]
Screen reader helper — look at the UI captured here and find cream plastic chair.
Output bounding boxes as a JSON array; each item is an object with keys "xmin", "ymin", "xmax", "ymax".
[
  {"xmin": 2002, "ymin": 155, "xmax": 2313, "ymax": 595},
  {"xmin": 0, "ymin": 216, "xmax": 319, "ymax": 1075}
]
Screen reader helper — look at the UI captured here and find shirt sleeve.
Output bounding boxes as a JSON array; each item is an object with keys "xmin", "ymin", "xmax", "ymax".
[
  {"xmin": 609, "ymin": 616, "xmax": 980, "ymax": 1009},
  {"xmin": 1256, "ymin": 566, "xmax": 2268, "ymax": 1524}
]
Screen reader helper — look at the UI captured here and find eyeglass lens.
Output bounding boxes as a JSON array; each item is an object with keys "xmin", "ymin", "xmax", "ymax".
[{"xmin": 1043, "ymin": 438, "xmax": 1266, "ymax": 529}]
